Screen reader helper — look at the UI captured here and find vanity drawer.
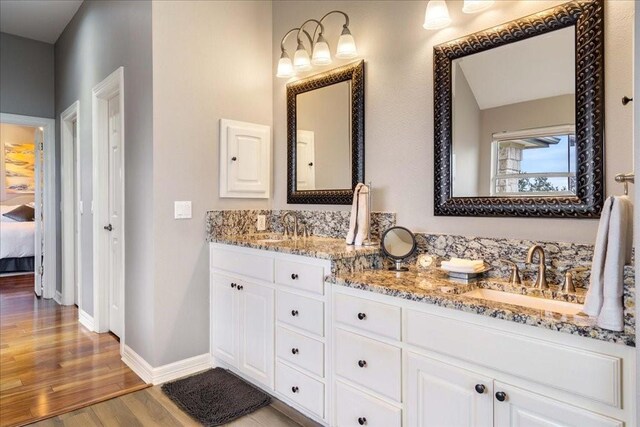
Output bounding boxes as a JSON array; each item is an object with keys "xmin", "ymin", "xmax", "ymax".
[
  {"xmin": 334, "ymin": 292, "xmax": 401, "ymax": 340},
  {"xmin": 276, "ymin": 362, "xmax": 324, "ymax": 418},
  {"xmin": 276, "ymin": 290, "xmax": 324, "ymax": 337},
  {"xmin": 334, "ymin": 328, "xmax": 401, "ymax": 402},
  {"xmin": 405, "ymin": 309, "xmax": 622, "ymax": 408},
  {"xmin": 275, "ymin": 259, "xmax": 325, "ymax": 295},
  {"xmin": 335, "ymin": 381, "xmax": 401, "ymax": 427},
  {"xmin": 210, "ymin": 246, "xmax": 274, "ymax": 282},
  {"xmin": 276, "ymin": 326, "xmax": 324, "ymax": 377}
]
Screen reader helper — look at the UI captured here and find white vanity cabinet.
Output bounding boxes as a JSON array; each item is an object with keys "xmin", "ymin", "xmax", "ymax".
[
  {"xmin": 331, "ymin": 286, "xmax": 635, "ymax": 427},
  {"xmin": 210, "ymin": 243, "xmax": 331, "ymax": 424}
]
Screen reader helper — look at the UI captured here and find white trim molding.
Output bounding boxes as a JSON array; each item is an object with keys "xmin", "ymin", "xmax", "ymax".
[
  {"xmin": 0, "ymin": 113, "xmax": 56, "ymax": 300},
  {"xmin": 54, "ymin": 290, "xmax": 63, "ymax": 305},
  {"xmin": 60, "ymin": 101, "xmax": 82, "ymax": 307},
  {"xmin": 78, "ymin": 309, "xmax": 94, "ymax": 332},
  {"xmin": 91, "ymin": 67, "xmax": 125, "ymax": 341},
  {"xmin": 122, "ymin": 345, "xmax": 211, "ymax": 385}
]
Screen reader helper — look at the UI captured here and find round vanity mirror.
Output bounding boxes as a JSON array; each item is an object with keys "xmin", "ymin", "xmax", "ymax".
[{"xmin": 381, "ymin": 226, "xmax": 417, "ymax": 271}]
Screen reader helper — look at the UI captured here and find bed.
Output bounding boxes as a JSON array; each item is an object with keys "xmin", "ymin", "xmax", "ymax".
[{"xmin": 1, "ymin": 200, "xmax": 36, "ymax": 273}]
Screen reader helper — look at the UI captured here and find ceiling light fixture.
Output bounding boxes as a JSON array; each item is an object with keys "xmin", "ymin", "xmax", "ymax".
[{"xmin": 276, "ymin": 10, "xmax": 357, "ymax": 78}]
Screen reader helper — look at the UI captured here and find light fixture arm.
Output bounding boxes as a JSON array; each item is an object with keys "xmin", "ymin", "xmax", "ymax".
[
  {"xmin": 280, "ymin": 27, "xmax": 313, "ymax": 53},
  {"xmin": 314, "ymin": 10, "xmax": 351, "ymax": 41},
  {"xmin": 296, "ymin": 19, "xmax": 325, "ymax": 46}
]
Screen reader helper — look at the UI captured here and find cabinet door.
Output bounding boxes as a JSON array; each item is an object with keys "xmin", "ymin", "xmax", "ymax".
[
  {"xmin": 240, "ymin": 281, "xmax": 275, "ymax": 388},
  {"xmin": 493, "ymin": 382, "xmax": 623, "ymax": 427},
  {"xmin": 405, "ymin": 352, "xmax": 493, "ymax": 427},
  {"xmin": 211, "ymin": 274, "xmax": 239, "ymax": 367}
]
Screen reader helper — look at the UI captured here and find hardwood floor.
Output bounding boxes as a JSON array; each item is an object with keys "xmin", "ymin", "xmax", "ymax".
[
  {"xmin": 28, "ymin": 386, "xmax": 314, "ymax": 427},
  {"xmin": 0, "ymin": 274, "xmax": 147, "ymax": 427}
]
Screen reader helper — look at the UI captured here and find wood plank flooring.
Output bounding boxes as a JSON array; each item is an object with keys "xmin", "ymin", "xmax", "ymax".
[
  {"xmin": 0, "ymin": 275, "xmax": 147, "ymax": 427},
  {"xmin": 28, "ymin": 386, "xmax": 314, "ymax": 427}
]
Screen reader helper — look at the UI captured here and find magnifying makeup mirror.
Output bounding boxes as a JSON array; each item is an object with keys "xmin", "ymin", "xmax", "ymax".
[{"xmin": 381, "ymin": 226, "xmax": 417, "ymax": 271}]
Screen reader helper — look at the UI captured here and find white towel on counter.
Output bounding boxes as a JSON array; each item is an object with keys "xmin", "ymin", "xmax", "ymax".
[
  {"xmin": 346, "ymin": 183, "xmax": 364, "ymax": 245},
  {"xmin": 354, "ymin": 184, "xmax": 370, "ymax": 246},
  {"xmin": 441, "ymin": 258, "xmax": 486, "ymax": 273},
  {"xmin": 583, "ymin": 195, "xmax": 633, "ymax": 331}
]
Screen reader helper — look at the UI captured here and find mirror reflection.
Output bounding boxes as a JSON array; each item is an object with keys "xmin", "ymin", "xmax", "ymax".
[
  {"xmin": 451, "ymin": 27, "xmax": 576, "ymax": 197},
  {"xmin": 296, "ymin": 81, "xmax": 352, "ymax": 191}
]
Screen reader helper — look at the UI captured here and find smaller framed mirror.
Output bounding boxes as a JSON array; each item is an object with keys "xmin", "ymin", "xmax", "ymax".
[
  {"xmin": 287, "ymin": 60, "xmax": 365, "ymax": 204},
  {"xmin": 381, "ymin": 226, "xmax": 417, "ymax": 271}
]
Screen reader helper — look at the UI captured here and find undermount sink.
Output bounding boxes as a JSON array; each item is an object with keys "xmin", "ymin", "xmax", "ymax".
[{"xmin": 463, "ymin": 288, "xmax": 584, "ymax": 315}]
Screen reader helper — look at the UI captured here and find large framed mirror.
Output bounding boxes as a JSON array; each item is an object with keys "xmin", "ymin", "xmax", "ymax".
[
  {"xmin": 433, "ymin": 0, "xmax": 604, "ymax": 218},
  {"xmin": 287, "ymin": 60, "xmax": 364, "ymax": 204}
]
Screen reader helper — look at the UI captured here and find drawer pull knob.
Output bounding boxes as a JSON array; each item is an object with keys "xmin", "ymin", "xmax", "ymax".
[
  {"xmin": 291, "ymin": 386, "xmax": 299, "ymax": 393},
  {"xmin": 357, "ymin": 312, "xmax": 366, "ymax": 320},
  {"xmin": 475, "ymin": 384, "xmax": 485, "ymax": 394},
  {"xmin": 358, "ymin": 417, "xmax": 367, "ymax": 425},
  {"xmin": 291, "ymin": 273, "xmax": 299, "ymax": 280},
  {"xmin": 237, "ymin": 285, "xmax": 243, "ymax": 290},
  {"xmin": 291, "ymin": 310, "xmax": 299, "ymax": 316},
  {"xmin": 495, "ymin": 391, "xmax": 507, "ymax": 402},
  {"xmin": 230, "ymin": 283, "xmax": 236, "ymax": 288},
  {"xmin": 291, "ymin": 348, "xmax": 299, "ymax": 355},
  {"xmin": 357, "ymin": 360, "xmax": 367, "ymax": 368}
]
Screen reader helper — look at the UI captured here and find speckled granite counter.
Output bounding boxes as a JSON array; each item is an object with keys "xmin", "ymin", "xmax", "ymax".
[
  {"xmin": 209, "ymin": 234, "xmax": 382, "ymax": 260},
  {"xmin": 329, "ymin": 267, "xmax": 635, "ymax": 347}
]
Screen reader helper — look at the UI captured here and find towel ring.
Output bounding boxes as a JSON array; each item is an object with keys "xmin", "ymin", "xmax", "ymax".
[{"xmin": 615, "ymin": 173, "xmax": 634, "ymax": 196}]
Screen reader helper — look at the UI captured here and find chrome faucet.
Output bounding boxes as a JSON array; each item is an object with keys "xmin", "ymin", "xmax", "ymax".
[
  {"xmin": 282, "ymin": 211, "xmax": 299, "ymax": 239},
  {"xmin": 526, "ymin": 245, "xmax": 548, "ymax": 290}
]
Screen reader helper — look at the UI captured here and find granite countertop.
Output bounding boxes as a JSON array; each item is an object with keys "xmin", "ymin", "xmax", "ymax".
[
  {"xmin": 209, "ymin": 234, "xmax": 381, "ymax": 260},
  {"xmin": 329, "ymin": 267, "xmax": 635, "ymax": 347}
]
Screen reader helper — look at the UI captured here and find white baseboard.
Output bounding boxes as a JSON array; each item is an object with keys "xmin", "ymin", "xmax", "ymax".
[
  {"xmin": 122, "ymin": 345, "xmax": 211, "ymax": 385},
  {"xmin": 78, "ymin": 309, "xmax": 94, "ymax": 331},
  {"xmin": 54, "ymin": 290, "xmax": 63, "ymax": 304}
]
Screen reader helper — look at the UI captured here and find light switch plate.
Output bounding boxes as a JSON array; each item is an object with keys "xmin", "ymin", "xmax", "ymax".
[
  {"xmin": 174, "ymin": 201, "xmax": 192, "ymax": 219},
  {"xmin": 257, "ymin": 214, "xmax": 266, "ymax": 231}
]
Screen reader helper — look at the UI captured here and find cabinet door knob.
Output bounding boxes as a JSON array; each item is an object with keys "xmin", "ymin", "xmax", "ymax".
[
  {"xmin": 357, "ymin": 360, "xmax": 367, "ymax": 368},
  {"xmin": 291, "ymin": 309, "xmax": 299, "ymax": 316},
  {"xmin": 291, "ymin": 386, "xmax": 299, "ymax": 393},
  {"xmin": 495, "ymin": 391, "xmax": 507, "ymax": 402},
  {"xmin": 357, "ymin": 312, "xmax": 366, "ymax": 320},
  {"xmin": 291, "ymin": 348, "xmax": 299, "ymax": 355},
  {"xmin": 308, "ymin": 162, "xmax": 314, "ymax": 167},
  {"xmin": 231, "ymin": 156, "xmax": 237, "ymax": 161},
  {"xmin": 475, "ymin": 384, "xmax": 485, "ymax": 394},
  {"xmin": 291, "ymin": 273, "xmax": 299, "ymax": 280},
  {"xmin": 237, "ymin": 285, "xmax": 243, "ymax": 291},
  {"xmin": 358, "ymin": 417, "xmax": 367, "ymax": 425},
  {"xmin": 230, "ymin": 283, "xmax": 236, "ymax": 288}
]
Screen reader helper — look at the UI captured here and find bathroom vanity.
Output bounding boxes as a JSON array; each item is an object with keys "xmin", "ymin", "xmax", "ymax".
[{"xmin": 208, "ymin": 233, "xmax": 636, "ymax": 427}]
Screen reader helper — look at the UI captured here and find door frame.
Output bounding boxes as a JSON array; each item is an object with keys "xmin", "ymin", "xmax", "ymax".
[
  {"xmin": 0, "ymin": 113, "xmax": 56, "ymax": 299},
  {"xmin": 91, "ymin": 67, "xmax": 125, "ymax": 338},
  {"xmin": 60, "ymin": 101, "xmax": 82, "ymax": 307}
]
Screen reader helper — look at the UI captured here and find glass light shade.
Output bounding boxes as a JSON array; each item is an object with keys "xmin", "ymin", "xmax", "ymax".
[
  {"xmin": 462, "ymin": 0, "xmax": 494, "ymax": 14},
  {"xmin": 312, "ymin": 35, "xmax": 332, "ymax": 66},
  {"xmin": 336, "ymin": 28, "xmax": 357, "ymax": 59},
  {"xmin": 276, "ymin": 52, "xmax": 294, "ymax": 78},
  {"xmin": 423, "ymin": 0, "xmax": 452, "ymax": 30},
  {"xmin": 293, "ymin": 42, "xmax": 312, "ymax": 71}
]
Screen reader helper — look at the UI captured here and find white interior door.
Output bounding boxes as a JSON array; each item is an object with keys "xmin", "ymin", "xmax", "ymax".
[
  {"xmin": 107, "ymin": 94, "xmax": 123, "ymax": 338},
  {"xmin": 73, "ymin": 121, "xmax": 79, "ymax": 305},
  {"xmin": 296, "ymin": 130, "xmax": 315, "ymax": 190}
]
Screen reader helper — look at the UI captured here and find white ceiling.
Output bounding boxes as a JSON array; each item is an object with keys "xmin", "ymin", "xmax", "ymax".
[
  {"xmin": 0, "ymin": 0, "xmax": 83, "ymax": 44},
  {"xmin": 456, "ymin": 27, "xmax": 575, "ymax": 110}
]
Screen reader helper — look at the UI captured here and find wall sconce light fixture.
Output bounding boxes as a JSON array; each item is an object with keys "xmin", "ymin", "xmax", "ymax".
[
  {"xmin": 424, "ymin": 0, "xmax": 494, "ymax": 30},
  {"xmin": 277, "ymin": 10, "xmax": 357, "ymax": 78}
]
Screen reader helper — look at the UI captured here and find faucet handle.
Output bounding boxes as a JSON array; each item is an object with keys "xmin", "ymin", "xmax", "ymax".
[
  {"xmin": 561, "ymin": 266, "xmax": 590, "ymax": 293},
  {"xmin": 499, "ymin": 259, "xmax": 522, "ymax": 285}
]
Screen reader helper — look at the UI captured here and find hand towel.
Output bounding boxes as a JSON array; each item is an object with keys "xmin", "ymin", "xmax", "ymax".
[
  {"xmin": 583, "ymin": 196, "xmax": 633, "ymax": 331},
  {"xmin": 354, "ymin": 185, "xmax": 370, "ymax": 246},
  {"xmin": 346, "ymin": 183, "xmax": 364, "ymax": 245},
  {"xmin": 441, "ymin": 262, "xmax": 486, "ymax": 273}
]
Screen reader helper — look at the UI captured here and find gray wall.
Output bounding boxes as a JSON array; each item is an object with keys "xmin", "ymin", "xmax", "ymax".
[
  {"xmin": 272, "ymin": 0, "xmax": 635, "ymax": 244},
  {"xmin": 452, "ymin": 63, "xmax": 480, "ymax": 197},
  {"xmin": 55, "ymin": 0, "xmax": 155, "ymax": 362},
  {"xmin": 0, "ymin": 32, "xmax": 55, "ymax": 118},
  {"xmin": 151, "ymin": 0, "xmax": 273, "ymax": 366}
]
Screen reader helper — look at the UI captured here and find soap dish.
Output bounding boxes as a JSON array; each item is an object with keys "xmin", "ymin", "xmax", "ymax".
[{"xmin": 440, "ymin": 264, "xmax": 491, "ymax": 281}]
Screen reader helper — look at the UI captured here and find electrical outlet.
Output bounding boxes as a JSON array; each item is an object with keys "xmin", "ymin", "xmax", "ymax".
[{"xmin": 257, "ymin": 215, "xmax": 266, "ymax": 231}]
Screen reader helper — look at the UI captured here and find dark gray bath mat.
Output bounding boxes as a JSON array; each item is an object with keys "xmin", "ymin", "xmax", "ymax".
[{"xmin": 161, "ymin": 368, "xmax": 271, "ymax": 426}]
